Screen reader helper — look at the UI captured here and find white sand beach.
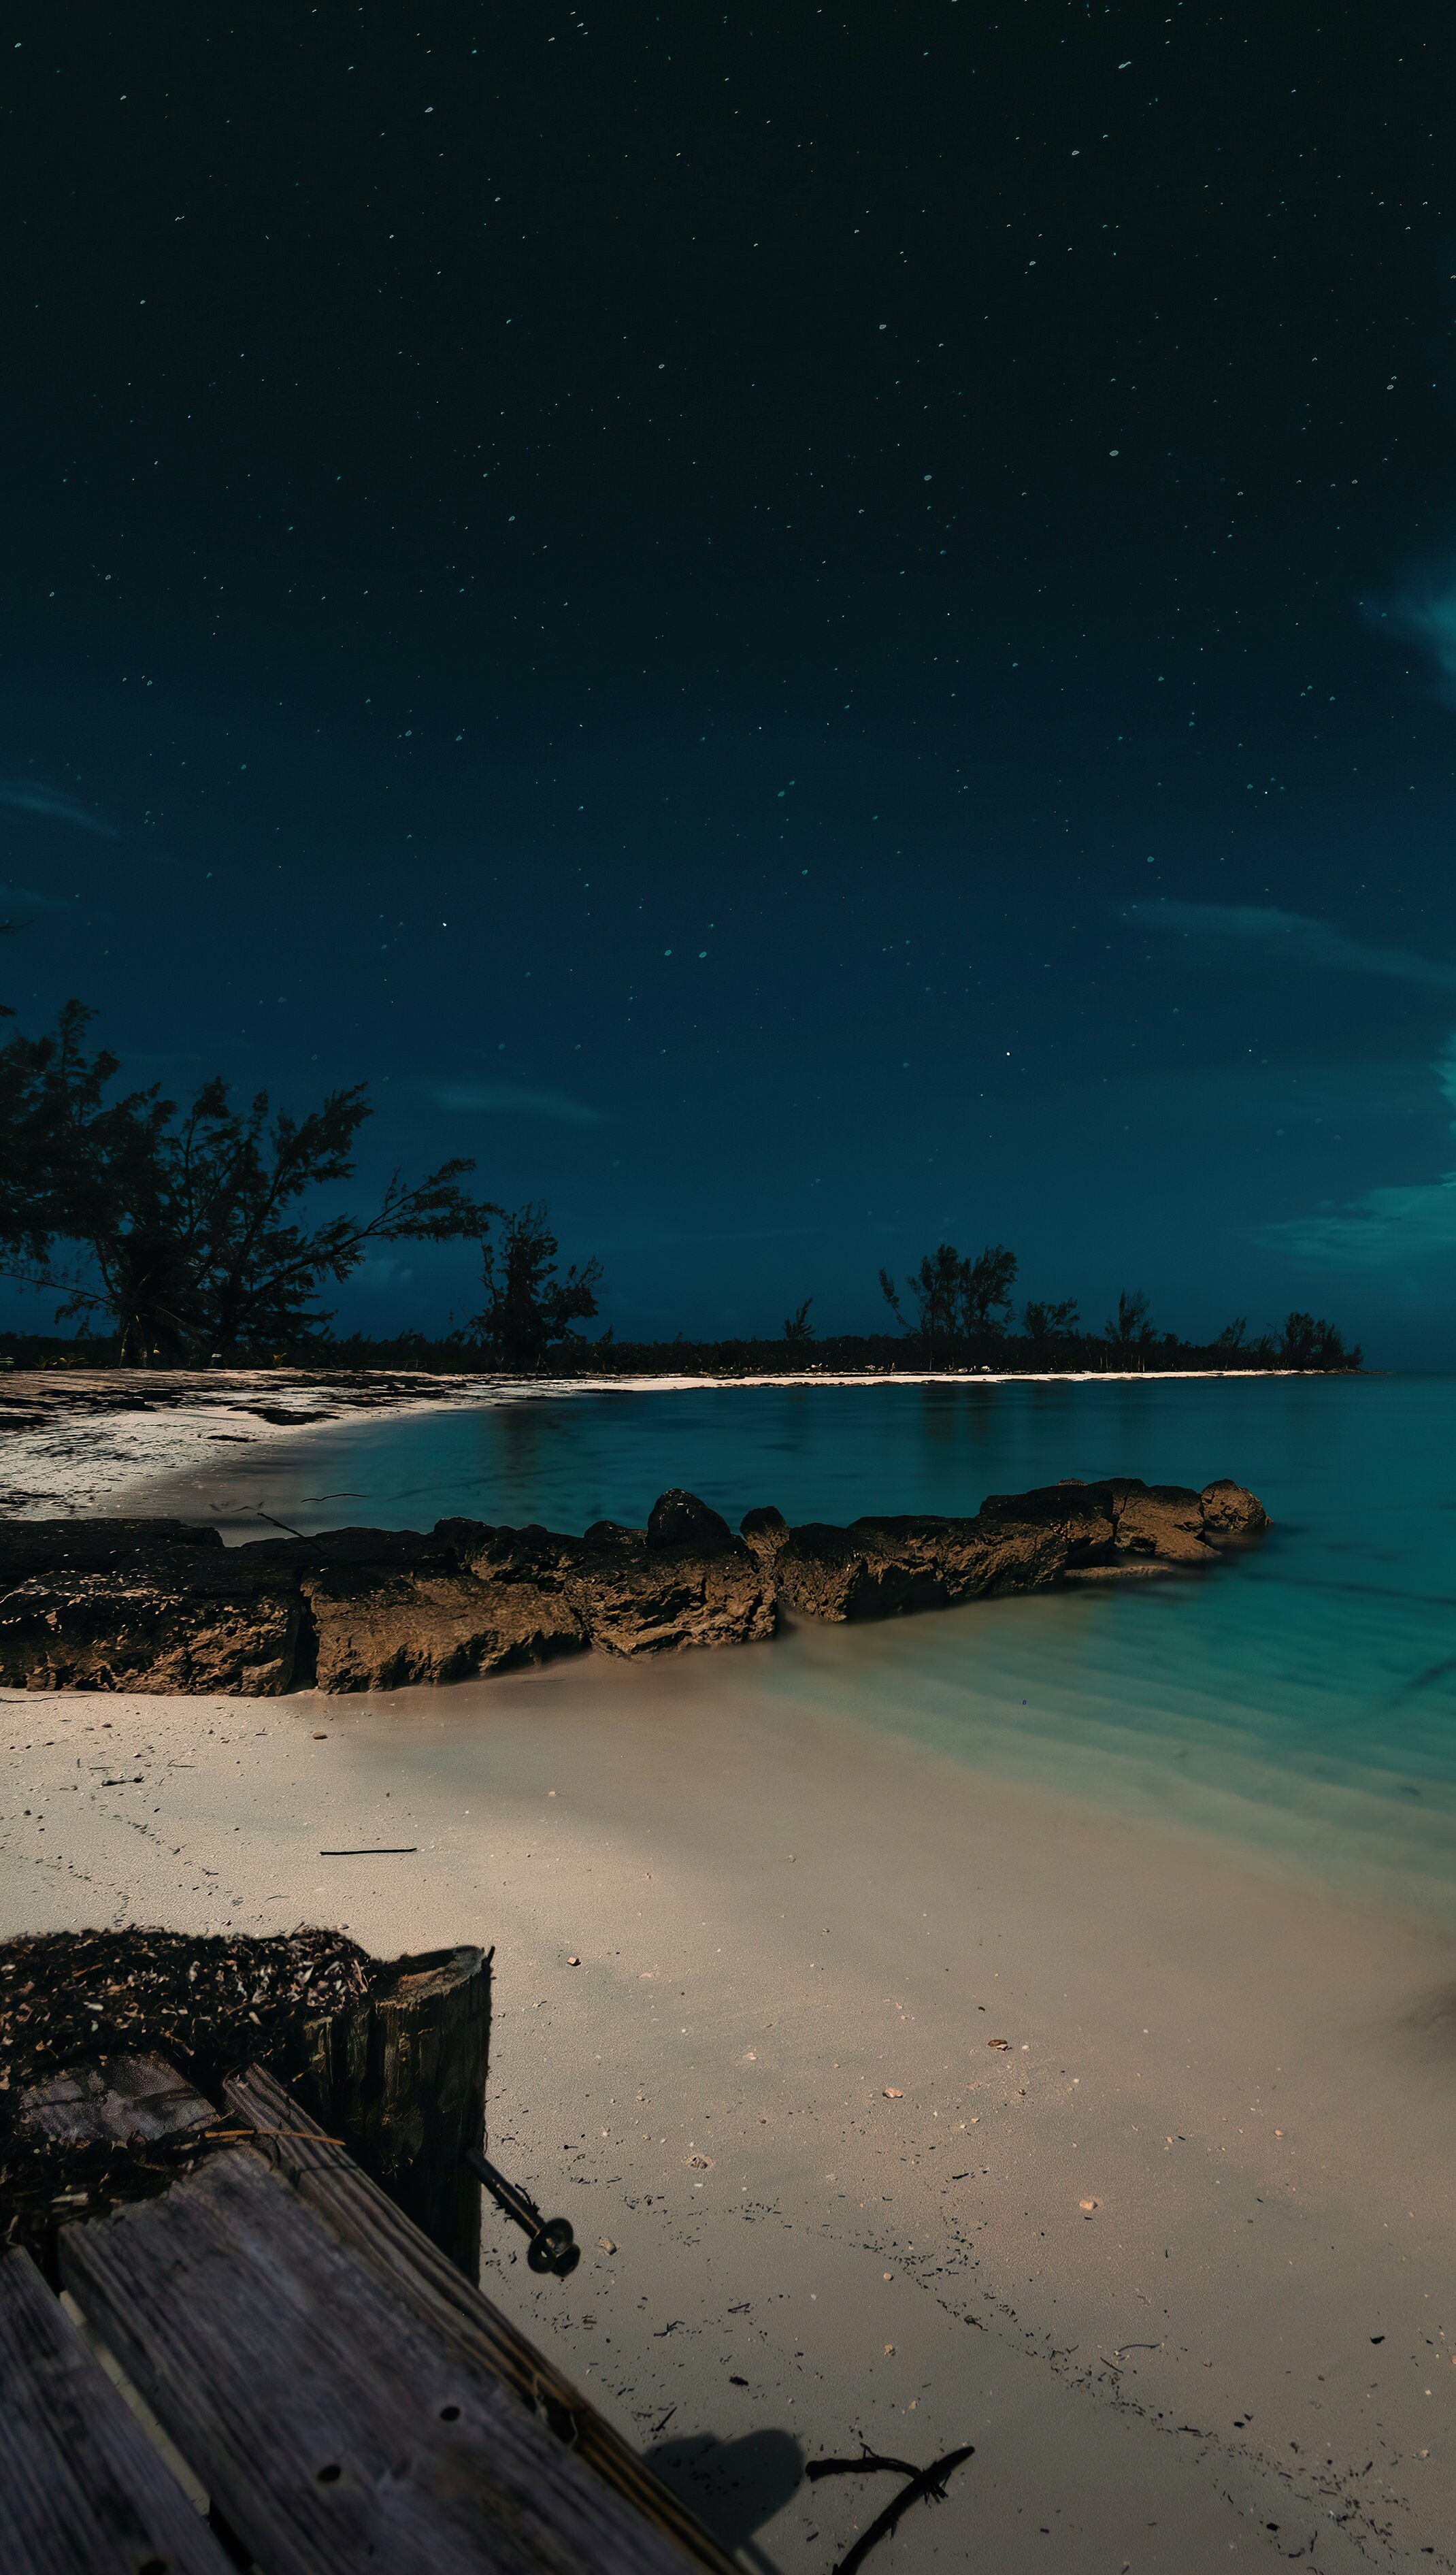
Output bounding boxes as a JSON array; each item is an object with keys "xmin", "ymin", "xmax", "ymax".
[
  {"xmin": 4, "ymin": 1637, "xmax": 1453, "ymax": 2573},
  {"xmin": 0, "ymin": 1366, "xmax": 504, "ymax": 1519}
]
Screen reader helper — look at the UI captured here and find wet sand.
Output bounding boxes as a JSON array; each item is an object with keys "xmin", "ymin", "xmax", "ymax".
[{"xmin": 4, "ymin": 1639, "xmax": 1453, "ymax": 2572}]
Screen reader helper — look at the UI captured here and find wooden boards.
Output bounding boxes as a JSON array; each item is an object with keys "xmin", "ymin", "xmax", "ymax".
[
  {"xmin": 225, "ymin": 2061, "xmax": 738, "ymax": 2575},
  {"xmin": 16, "ymin": 2052, "xmax": 216, "ymax": 2152},
  {"xmin": 0, "ymin": 2243, "xmax": 231, "ymax": 2575},
  {"xmin": 60, "ymin": 2142, "xmax": 698, "ymax": 2575}
]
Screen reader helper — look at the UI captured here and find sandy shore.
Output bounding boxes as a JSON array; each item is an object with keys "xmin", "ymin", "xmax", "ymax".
[
  {"xmin": 0, "ymin": 1365, "xmax": 511, "ymax": 1519},
  {"xmin": 4, "ymin": 1639, "xmax": 1453, "ymax": 2574}
]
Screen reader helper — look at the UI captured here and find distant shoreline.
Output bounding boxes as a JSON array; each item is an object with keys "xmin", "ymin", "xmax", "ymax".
[{"xmin": 2, "ymin": 1358, "xmax": 1317, "ymax": 1522}]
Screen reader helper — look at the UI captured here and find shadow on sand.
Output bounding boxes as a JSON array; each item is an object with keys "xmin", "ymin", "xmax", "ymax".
[{"xmin": 644, "ymin": 2427, "xmax": 804, "ymax": 2568}]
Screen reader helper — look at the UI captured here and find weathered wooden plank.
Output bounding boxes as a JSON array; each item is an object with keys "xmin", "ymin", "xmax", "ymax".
[
  {"xmin": 18, "ymin": 2052, "xmax": 215, "ymax": 2150},
  {"xmin": 60, "ymin": 2144, "xmax": 697, "ymax": 2575},
  {"xmin": 225, "ymin": 2062, "xmax": 738, "ymax": 2575},
  {"xmin": 0, "ymin": 2244, "xmax": 232, "ymax": 2575}
]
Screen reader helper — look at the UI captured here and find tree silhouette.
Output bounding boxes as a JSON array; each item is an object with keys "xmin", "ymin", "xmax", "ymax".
[
  {"xmin": 1279, "ymin": 1311, "xmax": 1361, "ymax": 1371},
  {"xmin": 1022, "ymin": 1296, "xmax": 1080, "ymax": 1347},
  {"xmin": 1, "ymin": 1000, "xmax": 489, "ymax": 1360},
  {"xmin": 782, "ymin": 1298, "xmax": 815, "ymax": 1343},
  {"xmin": 1105, "ymin": 1288, "xmax": 1156, "ymax": 1351},
  {"xmin": 879, "ymin": 1241, "xmax": 1019, "ymax": 1363},
  {"xmin": 466, "ymin": 1203, "xmax": 603, "ymax": 1371}
]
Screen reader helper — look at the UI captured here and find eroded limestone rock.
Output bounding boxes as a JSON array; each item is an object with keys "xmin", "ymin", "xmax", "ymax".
[
  {"xmin": 247, "ymin": 1525, "xmax": 586, "ymax": 1689},
  {"xmin": 0, "ymin": 1472, "xmax": 1266, "ymax": 1691},
  {"xmin": 0, "ymin": 1546, "xmax": 299, "ymax": 1695}
]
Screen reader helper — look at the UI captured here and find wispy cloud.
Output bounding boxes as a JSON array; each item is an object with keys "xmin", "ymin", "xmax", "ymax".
[
  {"xmin": 1259, "ymin": 1032, "xmax": 1456, "ymax": 1266},
  {"xmin": 428, "ymin": 1079, "xmax": 608, "ymax": 1126},
  {"xmin": 0, "ymin": 781, "xmax": 118, "ymax": 838},
  {"xmin": 0, "ymin": 881, "xmax": 78, "ymax": 924},
  {"xmin": 1374, "ymin": 572, "xmax": 1456, "ymax": 702},
  {"xmin": 1125, "ymin": 900, "xmax": 1456, "ymax": 992}
]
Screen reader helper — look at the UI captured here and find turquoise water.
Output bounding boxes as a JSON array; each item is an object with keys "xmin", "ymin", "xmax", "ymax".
[{"xmin": 139, "ymin": 1375, "xmax": 1456, "ymax": 1922}]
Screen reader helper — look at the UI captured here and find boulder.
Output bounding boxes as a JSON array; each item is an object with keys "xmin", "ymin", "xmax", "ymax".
[
  {"xmin": 0, "ymin": 1549, "xmax": 300, "ymax": 1695},
  {"xmin": 975, "ymin": 1482, "xmax": 1119, "ymax": 1567},
  {"xmin": 770, "ymin": 1521, "xmax": 876, "ymax": 1622},
  {"xmin": 739, "ymin": 1504, "xmax": 791, "ymax": 1572},
  {"xmin": 564, "ymin": 1526, "xmax": 775, "ymax": 1657},
  {"xmin": 1108, "ymin": 1479, "xmax": 1212, "ymax": 1565},
  {"xmin": 299, "ymin": 1562, "xmax": 582, "ymax": 1692},
  {"xmin": 646, "ymin": 1489, "xmax": 734, "ymax": 1552},
  {"xmin": 1199, "ymin": 1479, "xmax": 1269, "ymax": 1539},
  {"xmin": 246, "ymin": 1524, "xmax": 586, "ymax": 1691},
  {"xmin": 443, "ymin": 1512, "xmax": 773, "ymax": 1660},
  {"xmin": 768, "ymin": 1470, "xmax": 1268, "ymax": 1622},
  {"xmin": 776, "ymin": 1498, "xmax": 1085, "ymax": 1623}
]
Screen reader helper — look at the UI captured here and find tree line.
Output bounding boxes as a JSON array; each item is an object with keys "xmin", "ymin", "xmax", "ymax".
[
  {"xmin": 0, "ymin": 1000, "xmax": 599, "ymax": 1368},
  {"xmin": 864, "ymin": 1241, "xmax": 1360, "ymax": 1371},
  {"xmin": 1, "ymin": 1002, "xmax": 1360, "ymax": 1373}
]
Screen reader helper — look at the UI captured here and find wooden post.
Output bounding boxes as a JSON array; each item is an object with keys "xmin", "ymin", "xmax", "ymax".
[{"xmin": 277, "ymin": 1944, "xmax": 489, "ymax": 2275}]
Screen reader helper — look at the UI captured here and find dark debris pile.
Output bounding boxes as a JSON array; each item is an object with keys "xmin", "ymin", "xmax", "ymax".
[{"xmin": 1, "ymin": 1926, "xmax": 374, "ymax": 2253}]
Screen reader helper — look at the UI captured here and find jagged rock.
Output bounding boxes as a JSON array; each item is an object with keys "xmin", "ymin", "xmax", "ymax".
[
  {"xmin": 0, "ymin": 1519, "xmax": 225, "ymax": 1579},
  {"xmin": 647, "ymin": 1488, "xmax": 734, "ymax": 1552},
  {"xmin": 246, "ymin": 1525, "xmax": 586, "ymax": 1691},
  {"xmin": 1199, "ymin": 1478, "xmax": 1268, "ymax": 1539},
  {"xmin": 441, "ymin": 1505, "xmax": 773, "ymax": 1659},
  {"xmin": 0, "ymin": 1549, "xmax": 299, "ymax": 1695},
  {"xmin": 432, "ymin": 1503, "xmax": 782, "ymax": 1669},
  {"xmin": 565, "ymin": 1530, "xmax": 775, "ymax": 1656},
  {"xmin": 1108, "ymin": 1479, "xmax": 1212, "ymax": 1564},
  {"xmin": 976, "ymin": 1482, "xmax": 1119, "ymax": 1567},
  {"xmin": 740, "ymin": 1505, "xmax": 790, "ymax": 1571},
  {"xmin": 770, "ymin": 1521, "xmax": 873, "ymax": 1621},
  {"xmin": 775, "ymin": 1499, "xmax": 1081, "ymax": 1623},
  {"xmin": 0, "ymin": 1472, "xmax": 1265, "ymax": 1691},
  {"xmin": 303, "ymin": 1562, "xmax": 581, "ymax": 1691},
  {"xmin": 579, "ymin": 1520, "xmax": 640, "ymax": 1551}
]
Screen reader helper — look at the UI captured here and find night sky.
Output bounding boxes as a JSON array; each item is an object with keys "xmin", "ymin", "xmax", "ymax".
[{"xmin": 3, "ymin": 5, "xmax": 1453, "ymax": 1360}]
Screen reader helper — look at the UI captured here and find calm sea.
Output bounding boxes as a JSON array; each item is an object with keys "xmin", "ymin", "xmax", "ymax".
[{"xmin": 137, "ymin": 1374, "xmax": 1456, "ymax": 1924}]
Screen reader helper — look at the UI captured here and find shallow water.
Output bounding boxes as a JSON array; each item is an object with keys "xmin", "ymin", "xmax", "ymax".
[{"xmin": 136, "ymin": 1374, "xmax": 1456, "ymax": 1923}]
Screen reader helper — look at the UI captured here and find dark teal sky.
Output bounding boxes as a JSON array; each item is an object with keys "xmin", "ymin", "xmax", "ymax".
[{"xmin": 3, "ymin": 3, "xmax": 1455, "ymax": 1358}]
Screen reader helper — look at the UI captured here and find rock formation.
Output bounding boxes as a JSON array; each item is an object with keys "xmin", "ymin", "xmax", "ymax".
[{"xmin": 0, "ymin": 1475, "xmax": 1265, "ymax": 1695}]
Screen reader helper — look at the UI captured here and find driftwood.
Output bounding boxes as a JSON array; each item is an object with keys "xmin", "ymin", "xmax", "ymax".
[
  {"xmin": 59, "ymin": 2143, "xmax": 705, "ymax": 2575},
  {"xmin": 808, "ymin": 2443, "xmax": 976, "ymax": 2574},
  {"xmin": 225, "ymin": 2061, "xmax": 738, "ymax": 2575},
  {"xmin": 0, "ymin": 2242, "xmax": 232, "ymax": 2575}
]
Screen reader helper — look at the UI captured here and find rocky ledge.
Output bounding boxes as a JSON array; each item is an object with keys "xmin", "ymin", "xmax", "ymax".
[{"xmin": 0, "ymin": 1475, "xmax": 1265, "ymax": 1697}]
